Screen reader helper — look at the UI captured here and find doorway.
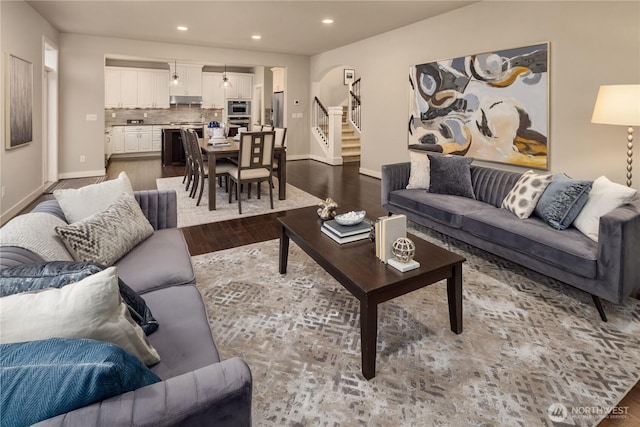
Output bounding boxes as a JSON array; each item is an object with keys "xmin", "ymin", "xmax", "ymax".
[{"xmin": 43, "ymin": 39, "xmax": 58, "ymax": 185}]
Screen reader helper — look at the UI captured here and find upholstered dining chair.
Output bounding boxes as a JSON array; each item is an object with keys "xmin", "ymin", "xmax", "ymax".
[
  {"xmin": 270, "ymin": 127, "xmax": 287, "ymax": 186},
  {"xmin": 180, "ymin": 128, "xmax": 196, "ymax": 193},
  {"xmin": 261, "ymin": 125, "xmax": 274, "ymax": 131},
  {"xmin": 228, "ymin": 131, "xmax": 276, "ymax": 214},
  {"xmin": 186, "ymin": 129, "xmax": 235, "ymax": 206}
]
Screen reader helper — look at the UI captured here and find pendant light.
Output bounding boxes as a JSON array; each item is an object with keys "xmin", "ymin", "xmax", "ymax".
[
  {"xmin": 170, "ymin": 60, "xmax": 180, "ymax": 86},
  {"xmin": 220, "ymin": 64, "xmax": 232, "ymax": 88}
]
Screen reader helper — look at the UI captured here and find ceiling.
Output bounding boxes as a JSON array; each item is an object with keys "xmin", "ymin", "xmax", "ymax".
[{"xmin": 27, "ymin": 1, "xmax": 476, "ymax": 56}]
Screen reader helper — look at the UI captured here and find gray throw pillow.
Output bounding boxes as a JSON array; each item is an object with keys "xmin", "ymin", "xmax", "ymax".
[
  {"xmin": 427, "ymin": 155, "xmax": 475, "ymax": 199},
  {"xmin": 55, "ymin": 193, "xmax": 154, "ymax": 266},
  {"xmin": 0, "ymin": 261, "xmax": 159, "ymax": 335},
  {"xmin": 534, "ymin": 174, "xmax": 592, "ymax": 230}
]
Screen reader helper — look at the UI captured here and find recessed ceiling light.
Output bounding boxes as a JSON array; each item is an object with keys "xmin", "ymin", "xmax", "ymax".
[
  {"xmin": 322, "ymin": 19, "xmax": 334, "ymax": 24},
  {"xmin": 252, "ymin": 35, "xmax": 262, "ymax": 40},
  {"xmin": 177, "ymin": 26, "xmax": 188, "ymax": 31}
]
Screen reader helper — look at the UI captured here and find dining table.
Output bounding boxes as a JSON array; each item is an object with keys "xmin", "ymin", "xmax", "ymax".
[{"xmin": 199, "ymin": 136, "xmax": 287, "ymax": 211}]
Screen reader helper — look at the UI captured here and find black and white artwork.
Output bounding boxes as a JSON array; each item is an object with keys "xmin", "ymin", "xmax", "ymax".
[{"xmin": 6, "ymin": 54, "xmax": 33, "ymax": 149}]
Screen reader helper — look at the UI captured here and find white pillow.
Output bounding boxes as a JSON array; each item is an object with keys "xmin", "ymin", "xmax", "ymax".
[
  {"xmin": 53, "ymin": 172, "xmax": 134, "ymax": 223},
  {"xmin": 406, "ymin": 151, "xmax": 430, "ymax": 190},
  {"xmin": 502, "ymin": 170, "xmax": 553, "ymax": 219},
  {"xmin": 573, "ymin": 176, "xmax": 637, "ymax": 241},
  {"xmin": 0, "ymin": 267, "xmax": 160, "ymax": 366},
  {"xmin": 0, "ymin": 212, "xmax": 73, "ymax": 261}
]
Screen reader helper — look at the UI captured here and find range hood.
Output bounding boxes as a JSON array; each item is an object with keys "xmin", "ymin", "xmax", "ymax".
[{"xmin": 170, "ymin": 95, "xmax": 203, "ymax": 105}]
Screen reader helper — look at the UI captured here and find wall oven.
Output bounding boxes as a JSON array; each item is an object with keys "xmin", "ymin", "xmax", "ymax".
[{"xmin": 228, "ymin": 100, "xmax": 251, "ymax": 116}]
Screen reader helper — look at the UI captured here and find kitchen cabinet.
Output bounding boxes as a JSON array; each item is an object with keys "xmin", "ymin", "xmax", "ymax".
[
  {"xmin": 105, "ymin": 68, "xmax": 137, "ymax": 108},
  {"xmin": 152, "ymin": 126, "xmax": 163, "ymax": 151},
  {"xmin": 169, "ymin": 63, "xmax": 203, "ymax": 96},
  {"xmin": 202, "ymin": 72, "xmax": 225, "ymax": 109},
  {"xmin": 124, "ymin": 126, "xmax": 152, "ymax": 153},
  {"xmin": 271, "ymin": 67, "xmax": 285, "ymax": 92},
  {"xmin": 137, "ymin": 70, "xmax": 170, "ymax": 109},
  {"xmin": 225, "ymin": 73, "xmax": 253, "ymax": 100},
  {"xmin": 111, "ymin": 126, "xmax": 125, "ymax": 153}
]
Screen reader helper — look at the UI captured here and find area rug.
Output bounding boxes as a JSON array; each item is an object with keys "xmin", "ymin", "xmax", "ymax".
[
  {"xmin": 44, "ymin": 176, "xmax": 106, "ymax": 193},
  {"xmin": 156, "ymin": 176, "xmax": 321, "ymax": 227},
  {"xmin": 192, "ymin": 224, "xmax": 640, "ymax": 427}
]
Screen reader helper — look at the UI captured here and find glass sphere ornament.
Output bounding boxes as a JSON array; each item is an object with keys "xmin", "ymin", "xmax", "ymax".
[{"xmin": 392, "ymin": 237, "xmax": 416, "ymax": 263}]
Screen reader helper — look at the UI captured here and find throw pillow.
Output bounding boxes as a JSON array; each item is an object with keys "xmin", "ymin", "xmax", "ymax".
[
  {"xmin": 0, "ymin": 261, "xmax": 159, "ymax": 335},
  {"xmin": 55, "ymin": 193, "xmax": 154, "ymax": 266},
  {"xmin": 534, "ymin": 174, "xmax": 592, "ymax": 230},
  {"xmin": 573, "ymin": 176, "xmax": 638, "ymax": 241},
  {"xmin": 502, "ymin": 170, "xmax": 553, "ymax": 219},
  {"xmin": 0, "ymin": 267, "xmax": 161, "ymax": 366},
  {"xmin": 0, "ymin": 212, "xmax": 73, "ymax": 261},
  {"xmin": 406, "ymin": 151, "xmax": 431, "ymax": 190},
  {"xmin": 0, "ymin": 338, "xmax": 160, "ymax": 427},
  {"xmin": 54, "ymin": 171, "xmax": 134, "ymax": 223},
  {"xmin": 427, "ymin": 154, "xmax": 475, "ymax": 199}
]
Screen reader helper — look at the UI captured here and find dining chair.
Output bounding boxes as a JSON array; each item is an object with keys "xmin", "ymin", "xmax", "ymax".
[
  {"xmin": 180, "ymin": 128, "xmax": 196, "ymax": 193},
  {"xmin": 261, "ymin": 125, "xmax": 274, "ymax": 131},
  {"xmin": 228, "ymin": 131, "xmax": 276, "ymax": 214},
  {"xmin": 186, "ymin": 129, "xmax": 235, "ymax": 206},
  {"xmin": 270, "ymin": 127, "xmax": 287, "ymax": 187}
]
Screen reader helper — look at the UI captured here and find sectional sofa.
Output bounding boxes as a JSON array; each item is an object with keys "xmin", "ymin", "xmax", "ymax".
[
  {"xmin": 0, "ymin": 189, "xmax": 252, "ymax": 426},
  {"xmin": 381, "ymin": 161, "xmax": 640, "ymax": 320}
]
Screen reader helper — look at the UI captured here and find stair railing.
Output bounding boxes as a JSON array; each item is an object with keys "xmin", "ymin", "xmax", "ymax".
[
  {"xmin": 313, "ymin": 96, "xmax": 329, "ymax": 146},
  {"xmin": 348, "ymin": 78, "xmax": 361, "ymax": 132}
]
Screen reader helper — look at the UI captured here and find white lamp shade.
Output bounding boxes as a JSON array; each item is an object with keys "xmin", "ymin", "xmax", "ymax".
[{"xmin": 591, "ymin": 84, "xmax": 640, "ymax": 126}]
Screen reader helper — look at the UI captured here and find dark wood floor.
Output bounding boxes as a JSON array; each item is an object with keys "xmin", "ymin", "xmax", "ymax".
[{"xmin": 23, "ymin": 157, "xmax": 640, "ymax": 425}]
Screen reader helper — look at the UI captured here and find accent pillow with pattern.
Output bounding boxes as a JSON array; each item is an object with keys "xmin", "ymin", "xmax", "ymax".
[{"xmin": 502, "ymin": 170, "xmax": 553, "ymax": 219}]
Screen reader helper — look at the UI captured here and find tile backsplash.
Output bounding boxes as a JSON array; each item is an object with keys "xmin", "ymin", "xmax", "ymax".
[{"xmin": 105, "ymin": 105, "xmax": 224, "ymax": 127}]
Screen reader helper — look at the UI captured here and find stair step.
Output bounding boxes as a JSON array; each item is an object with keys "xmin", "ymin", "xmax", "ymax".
[{"xmin": 342, "ymin": 135, "xmax": 359, "ymax": 142}]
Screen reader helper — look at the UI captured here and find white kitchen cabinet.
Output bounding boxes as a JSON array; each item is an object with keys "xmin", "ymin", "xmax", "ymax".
[
  {"xmin": 169, "ymin": 63, "xmax": 203, "ymax": 96},
  {"xmin": 202, "ymin": 72, "xmax": 225, "ymax": 109},
  {"xmin": 152, "ymin": 126, "xmax": 163, "ymax": 151},
  {"xmin": 124, "ymin": 126, "xmax": 153, "ymax": 153},
  {"xmin": 152, "ymin": 71, "xmax": 170, "ymax": 108},
  {"xmin": 225, "ymin": 73, "xmax": 253, "ymax": 100},
  {"xmin": 271, "ymin": 67, "xmax": 285, "ymax": 92},
  {"xmin": 137, "ymin": 71, "xmax": 154, "ymax": 108},
  {"xmin": 105, "ymin": 68, "xmax": 137, "ymax": 108},
  {"xmin": 111, "ymin": 126, "xmax": 125, "ymax": 153}
]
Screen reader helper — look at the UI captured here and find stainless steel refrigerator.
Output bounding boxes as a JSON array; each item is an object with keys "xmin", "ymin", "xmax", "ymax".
[{"xmin": 271, "ymin": 91, "xmax": 284, "ymax": 127}]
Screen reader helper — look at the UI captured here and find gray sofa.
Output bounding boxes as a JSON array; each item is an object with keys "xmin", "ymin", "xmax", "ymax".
[
  {"xmin": 381, "ymin": 162, "xmax": 640, "ymax": 321},
  {"xmin": 0, "ymin": 190, "xmax": 252, "ymax": 426}
]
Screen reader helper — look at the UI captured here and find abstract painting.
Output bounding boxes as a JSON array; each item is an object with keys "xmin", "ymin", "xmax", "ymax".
[
  {"xmin": 6, "ymin": 54, "xmax": 33, "ymax": 149},
  {"xmin": 408, "ymin": 43, "xmax": 549, "ymax": 169}
]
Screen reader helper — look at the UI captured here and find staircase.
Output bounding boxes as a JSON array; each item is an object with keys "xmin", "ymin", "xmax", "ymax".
[{"xmin": 341, "ymin": 106, "xmax": 360, "ymax": 163}]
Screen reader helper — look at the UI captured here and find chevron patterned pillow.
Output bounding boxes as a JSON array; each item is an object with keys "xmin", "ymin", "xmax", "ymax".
[{"xmin": 55, "ymin": 193, "xmax": 154, "ymax": 266}]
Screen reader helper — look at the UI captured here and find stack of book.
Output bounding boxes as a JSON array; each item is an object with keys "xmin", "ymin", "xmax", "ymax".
[
  {"xmin": 373, "ymin": 214, "xmax": 419, "ymax": 271},
  {"xmin": 321, "ymin": 218, "xmax": 372, "ymax": 244}
]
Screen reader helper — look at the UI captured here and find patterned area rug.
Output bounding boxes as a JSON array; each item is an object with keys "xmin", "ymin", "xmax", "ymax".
[
  {"xmin": 44, "ymin": 176, "xmax": 106, "ymax": 194},
  {"xmin": 156, "ymin": 176, "xmax": 321, "ymax": 228},
  {"xmin": 192, "ymin": 224, "xmax": 640, "ymax": 427}
]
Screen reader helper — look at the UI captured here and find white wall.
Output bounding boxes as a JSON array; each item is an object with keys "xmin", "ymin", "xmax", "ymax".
[
  {"xmin": 58, "ymin": 33, "xmax": 310, "ymax": 177},
  {"xmin": 0, "ymin": 0, "xmax": 59, "ymax": 224},
  {"xmin": 310, "ymin": 0, "xmax": 640, "ymax": 188},
  {"xmin": 319, "ymin": 66, "xmax": 349, "ymax": 107}
]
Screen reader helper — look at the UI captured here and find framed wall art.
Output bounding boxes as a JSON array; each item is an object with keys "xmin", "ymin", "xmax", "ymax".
[
  {"xmin": 408, "ymin": 42, "xmax": 549, "ymax": 169},
  {"xmin": 5, "ymin": 54, "xmax": 33, "ymax": 149},
  {"xmin": 344, "ymin": 68, "xmax": 355, "ymax": 85}
]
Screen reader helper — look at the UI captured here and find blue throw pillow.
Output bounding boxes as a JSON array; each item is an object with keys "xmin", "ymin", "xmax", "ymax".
[
  {"xmin": 0, "ymin": 338, "xmax": 160, "ymax": 427},
  {"xmin": 0, "ymin": 261, "xmax": 159, "ymax": 335},
  {"xmin": 534, "ymin": 173, "xmax": 592, "ymax": 230},
  {"xmin": 427, "ymin": 155, "xmax": 476, "ymax": 199}
]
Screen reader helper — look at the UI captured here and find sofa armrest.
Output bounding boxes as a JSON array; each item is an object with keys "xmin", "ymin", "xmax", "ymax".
[
  {"xmin": 381, "ymin": 162, "xmax": 411, "ymax": 206},
  {"xmin": 597, "ymin": 197, "xmax": 640, "ymax": 303},
  {"xmin": 134, "ymin": 190, "xmax": 177, "ymax": 230},
  {"xmin": 33, "ymin": 357, "xmax": 252, "ymax": 427}
]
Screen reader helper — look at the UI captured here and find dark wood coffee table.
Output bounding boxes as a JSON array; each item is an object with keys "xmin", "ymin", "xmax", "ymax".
[{"xmin": 278, "ymin": 207, "xmax": 466, "ymax": 380}]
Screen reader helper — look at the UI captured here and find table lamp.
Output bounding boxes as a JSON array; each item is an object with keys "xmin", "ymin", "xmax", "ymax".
[{"xmin": 591, "ymin": 84, "xmax": 640, "ymax": 187}]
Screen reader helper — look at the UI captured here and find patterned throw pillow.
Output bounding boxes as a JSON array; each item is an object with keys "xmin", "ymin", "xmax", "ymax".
[
  {"xmin": 502, "ymin": 171, "xmax": 553, "ymax": 219},
  {"xmin": 534, "ymin": 174, "xmax": 592, "ymax": 230},
  {"xmin": 55, "ymin": 193, "xmax": 154, "ymax": 266},
  {"xmin": 427, "ymin": 155, "xmax": 475, "ymax": 199},
  {"xmin": 406, "ymin": 151, "xmax": 430, "ymax": 190},
  {"xmin": 0, "ymin": 338, "xmax": 160, "ymax": 427},
  {"xmin": 0, "ymin": 261, "xmax": 159, "ymax": 335}
]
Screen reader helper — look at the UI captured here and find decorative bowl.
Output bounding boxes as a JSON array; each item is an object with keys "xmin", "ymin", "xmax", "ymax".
[{"xmin": 334, "ymin": 210, "xmax": 366, "ymax": 226}]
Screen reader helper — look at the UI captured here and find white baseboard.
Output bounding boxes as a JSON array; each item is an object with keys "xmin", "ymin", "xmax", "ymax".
[
  {"xmin": 0, "ymin": 184, "xmax": 47, "ymax": 226},
  {"xmin": 359, "ymin": 167, "xmax": 381, "ymax": 179},
  {"xmin": 58, "ymin": 169, "xmax": 106, "ymax": 180},
  {"xmin": 286, "ymin": 154, "xmax": 310, "ymax": 161},
  {"xmin": 309, "ymin": 154, "xmax": 343, "ymax": 166}
]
